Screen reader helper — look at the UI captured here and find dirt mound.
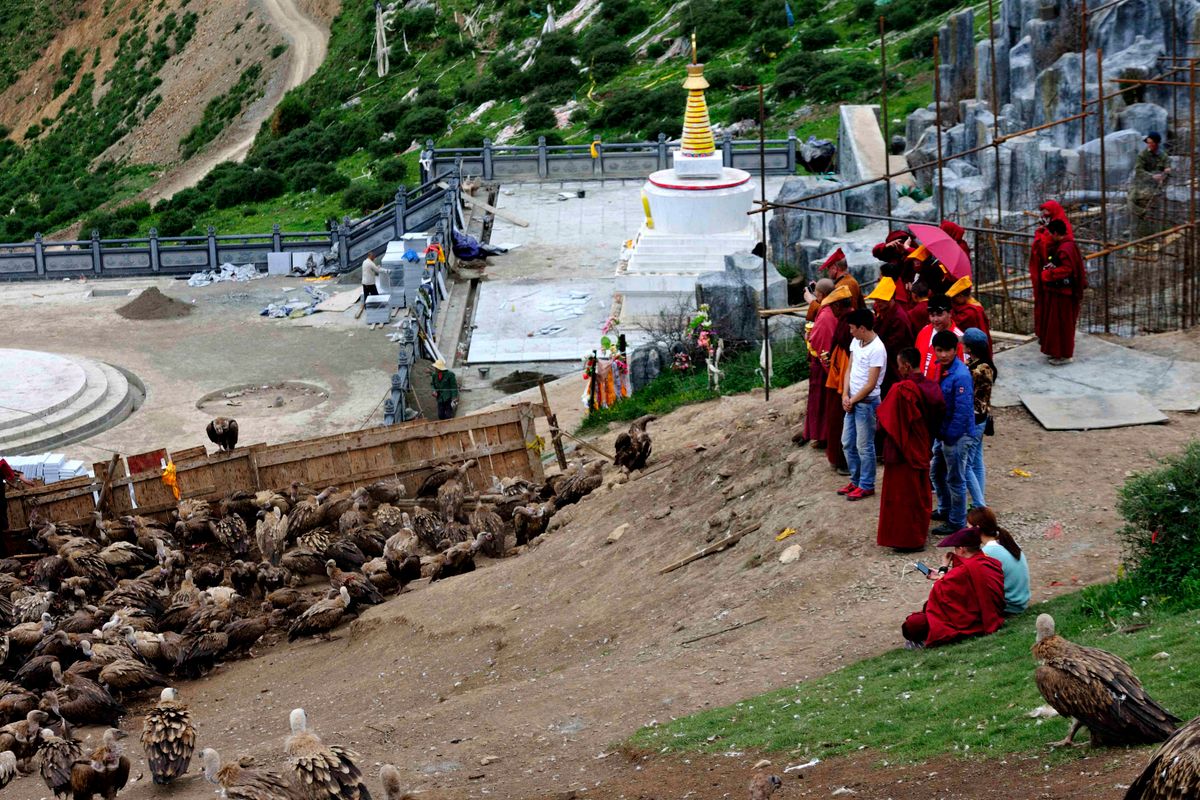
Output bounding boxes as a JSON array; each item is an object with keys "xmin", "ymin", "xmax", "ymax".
[{"xmin": 116, "ymin": 286, "xmax": 192, "ymax": 320}]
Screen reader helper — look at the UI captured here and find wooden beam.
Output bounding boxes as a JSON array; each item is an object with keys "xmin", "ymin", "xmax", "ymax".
[
  {"xmin": 538, "ymin": 380, "xmax": 568, "ymax": 471},
  {"xmin": 95, "ymin": 454, "xmax": 122, "ymax": 517},
  {"xmin": 657, "ymin": 522, "xmax": 762, "ymax": 575},
  {"xmin": 437, "ymin": 182, "xmax": 530, "ymax": 227},
  {"xmin": 558, "ymin": 429, "xmax": 615, "ymax": 462},
  {"xmin": 757, "ymin": 306, "xmax": 809, "ymax": 318}
]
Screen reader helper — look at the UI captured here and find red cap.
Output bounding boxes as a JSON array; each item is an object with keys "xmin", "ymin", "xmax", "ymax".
[
  {"xmin": 885, "ymin": 230, "xmax": 909, "ymax": 243},
  {"xmin": 937, "ymin": 526, "xmax": 982, "ymax": 548},
  {"xmin": 821, "ymin": 248, "xmax": 846, "ymax": 272}
]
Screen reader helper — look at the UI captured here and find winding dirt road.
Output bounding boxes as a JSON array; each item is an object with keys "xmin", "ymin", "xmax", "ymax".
[{"xmin": 146, "ymin": 0, "xmax": 331, "ymax": 203}]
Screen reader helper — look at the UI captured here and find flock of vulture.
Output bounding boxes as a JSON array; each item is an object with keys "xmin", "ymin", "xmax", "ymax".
[{"xmin": 0, "ymin": 451, "xmax": 613, "ymax": 798}]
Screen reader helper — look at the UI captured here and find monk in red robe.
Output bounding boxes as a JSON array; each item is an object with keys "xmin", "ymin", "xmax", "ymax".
[
  {"xmin": 866, "ymin": 278, "xmax": 914, "ymax": 397},
  {"xmin": 877, "ymin": 347, "xmax": 945, "ymax": 550},
  {"xmin": 939, "ymin": 219, "xmax": 971, "ymax": 258},
  {"xmin": 946, "ymin": 276, "xmax": 992, "ymax": 359},
  {"xmin": 1039, "ymin": 218, "xmax": 1087, "ymax": 362},
  {"xmin": 901, "ymin": 526, "xmax": 1006, "ymax": 648},
  {"xmin": 1029, "ymin": 201, "xmax": 1073, "ymax": 340},
  {"xmin": 801, "ymin": 279, "xmax": 838, "ymax": 447},
  {"xmin": 822, "ymin": 286, "xmax": 855, "ymax": 472},
  {"xmin": 908, "ymin": 280, "xmax": 931, "ymax": 331}
]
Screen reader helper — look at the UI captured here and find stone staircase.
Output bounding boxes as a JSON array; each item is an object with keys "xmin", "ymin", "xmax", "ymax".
[{"xmin": 0, "ymin": 352, "xmax": 138, "ymax": 456}]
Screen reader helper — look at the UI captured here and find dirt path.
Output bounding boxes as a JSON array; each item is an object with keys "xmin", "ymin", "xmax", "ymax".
[{"xmin": 145, "ymin": 0, "xmax": 331, "ymax": 203}]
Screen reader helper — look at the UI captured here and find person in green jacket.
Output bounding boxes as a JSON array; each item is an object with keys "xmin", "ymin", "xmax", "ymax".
[
  {"xmin": 431, "ymin": 358, "xmax": 458, "ymax": 420},
  {"xmin": 1129, "ymin": 131, "xmax": 1171, "ymax": 238}
]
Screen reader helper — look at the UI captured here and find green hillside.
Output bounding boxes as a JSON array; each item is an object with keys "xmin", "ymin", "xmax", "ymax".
[{"xmin": 1, "ymin": 0, "xmax": 967, "ymax": 241}]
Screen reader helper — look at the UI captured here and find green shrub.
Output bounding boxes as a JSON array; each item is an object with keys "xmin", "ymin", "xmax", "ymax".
[
  {"xmin": 343, "ymin": 181, "xmax": 392, "ymax": 213},
  {"xmin": 646, "ymin": 40, "xmax": 667, "ymax": 59},
  {"xmin": 272, "ymin": 92, "xmax": 312, "ymax": 135},
  {"xmin": 396, "ymin": 107, "xmax": 447, "ymax": 144},
  {"xmin": 728, "ymin": 94, "xmax": 765, "ymax": 122},
  {"xmin": 900, "ymin": 29, "xmax": 935, "ymax": 60},
  {"xmin": 797, "ymin": 23, "xmax": 838, "ymax": 50},
  {"xmin": 749, "ymin": 29, "xmax": 788, "ymax": 63},
  {"xmin": 707, "ymin": 65, "xmax": 759, "ymax": 90},
  {"xmin": 444, "ymin": 125, "xmax": 488, "ymax": 148},
  {"xmin": 270, "ymin": 43, "xmax": 287, "ymax": 58},
  {"xmin": 591, "ymin": 41, "xmax": 632, "ymax": 80},
  {"xmin": 1116, "ymin": 441, "xmax": 1200, "ymax": 597},
  {"xmin": 854, "ymin": 0, "xmax": 878, "ymax": 22},
  {"xmin": 212, "ymin": 166, "xmax": 285, "ymax": 208},
  {"xmin": 603, "ymin": 1, "xmax": 650, "ymax": 35},
  {"xmin": 375, "ymin": 158, "xmax": 408, "ymax": 184},
  {"xmin": 157, "ymin": 209, "xmax": 193, "ymax": 237},
  {"xmin": 286, "ymin": 161, "xmax": 349, "ymax": 194},
  {"xmin": 523, "ymin": 102, "xmax": 557, "ymax": 131},
  {"xmin": 525, "ymin": 129, "xmax": 565, "ymax": 146}
]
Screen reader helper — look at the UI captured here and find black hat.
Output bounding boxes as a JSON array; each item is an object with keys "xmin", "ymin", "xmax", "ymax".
[
  {"xmin": 927, "ymin": 294, "xmax": 952, "ymax": 313},
  {"xmin": 1146, "ymin": 131, "xmax": 1162, "ymax": 144}
]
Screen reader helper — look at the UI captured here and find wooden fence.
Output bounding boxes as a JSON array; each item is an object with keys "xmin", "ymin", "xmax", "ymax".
[{"xmin": 4, "ymin": 403, "xmax": 546, "ymax": 540}]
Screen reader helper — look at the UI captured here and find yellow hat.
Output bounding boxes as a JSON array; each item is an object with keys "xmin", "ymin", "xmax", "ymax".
[
  {"xmin": 867, "ymin": 277, "xmax": 896, "ymax": 301},
  {"xmin": 906, "ymin": 244, "xmax": 929, "ymax": 262},
  {"xmin": 820, "ymin": 284, "xmax": 852, "ymax": 306},
  {"xmin": 946, "ymin": 276, "xmax": 973, "ymax": 297}
]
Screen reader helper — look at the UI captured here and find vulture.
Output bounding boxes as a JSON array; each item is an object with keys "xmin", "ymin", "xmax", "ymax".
[
  {"xmin": 256, "ymin": 562, "xmax": 292, "ymax": 595},
  {"xmin": 365, "ymin": 477, "xmax": 406, "ymax": 506},
  {"xmin": 1033, "ymin": 613, "xmax": 1180, "ymax": 746},
  {"xmin": 211, "ymin": 514, "xmax": 251, "ymax": 557},
  {"xmin": 69, "ymin": 727, "xmax": 130, "ymax": 800},
  {"xmin": 512, "ymin": 500, "xmax": 554, "ymax": 546},
  {"xmin": 207, "ymin": 417, "xmax": 240, "ymax": 451},
  {"xmin": 748, "ymin": 771, "xmax": 783, "ymax": 800},
  {"xmin": 99, "ymin": 657, "xmax": 169, "ymax": 695},
  {"xmin": 288, "ymin": 587, "xmax": 352, "ymax": 641},
  {"xmin": 553, "ymin": 460, "xmax": 604, "ymax": 507},
  {"xmin": 38, "ymin": 725, "xmax": 82, "ymax": 798},
  {"xmin": 0, "ymin": 709, "xmax": 48, "ymax": 766},
  {"xmin": 417, "ymin": 459, "xmax": 476, "ymax": 498},
  {"xmin": 382, "ymin": 532, "xmax": 422, "ymax": 587},
  {"xmin": 613, "ymin": 414, "xmax": 656, "ymax": 472},
  {"xmin": 285, "ymin": 707, "xmax": 372, "ymax": 800},
  {"xmin": 470, "ymin": 507, "xmax": 506, "ymax": 558},
  {"xmin": 1125, "ymin": 714, "xmax": 1200, "ymax": 799},
  {"xmin": 173, "ymin": 631, "xmax": 229, "ymax": 679},
  {"xmin": 0, "ymin": 751, "xmax": 15, "ymax": 791},
  {"xmin": 46, "ymin": 660, "xmax": 126, "ymax": 726},
  {"xmin": 428, "ymin": 532, "xmax": 493, "ymax": 582},
  {"xmin": 202, "ymin": 747, "xmax": 301, "ymax": 800},
  {"xmin": 436, "ymin": 460, "xmax": 477, "ymax": 523},
  {"xmin": 256, "ymin": 508, "xmax": 289, "ymax": 566},
  {"xmin": 411, "ymin": 507, "xmax": 444, "ymax": 551},
  {"xmin": 326, "ymin": 560, "xmax": 384, "ymax": 606},
  {"xmin": 380, "ymin": 764, "xmax": 411, "ymax": 800},
  {"xmin": 373, "ymin": 504, "xmax": 407, "ymax": 536},
  {"xmin": 141, "ymin": 687, "xmax": 196, "ymax": 785},
  {"xmin": 223, "ymin": 613, "xmax": 273, "ymax": 656}
]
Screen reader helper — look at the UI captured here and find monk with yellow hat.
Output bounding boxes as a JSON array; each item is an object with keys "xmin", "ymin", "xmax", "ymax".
[
  {"xmin": 866, "ymin": 277, "xmax": 915, "ymax": 396},
  {"xmin": 945, "ymin": 276, "xmax": 992, "ymax": 358}
]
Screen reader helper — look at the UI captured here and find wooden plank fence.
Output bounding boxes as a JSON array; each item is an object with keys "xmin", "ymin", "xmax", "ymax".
[{"xmin": 4, "ymin": 403, "xmax": 547, "ymax": 541}]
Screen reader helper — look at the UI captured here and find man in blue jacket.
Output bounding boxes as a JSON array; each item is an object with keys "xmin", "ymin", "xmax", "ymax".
[{"xmin": 929, "ymin": 329, "xmax": 976, "ymax": 536}]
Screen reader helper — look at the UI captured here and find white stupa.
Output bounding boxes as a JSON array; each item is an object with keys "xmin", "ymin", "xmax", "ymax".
[{"xmin": 615, "ymin": 36, "xmax": 758, "ymax": 322}]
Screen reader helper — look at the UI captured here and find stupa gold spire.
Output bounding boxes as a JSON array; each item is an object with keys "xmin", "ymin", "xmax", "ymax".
[{"xmin": 679, "ymin": 32, "xmax": 715, "ymax": 157}]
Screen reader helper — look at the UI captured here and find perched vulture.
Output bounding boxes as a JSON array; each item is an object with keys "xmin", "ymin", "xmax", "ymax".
[
  {"xmin": 288, "ymin": 587, "xmax": 352, "ymax": 641},
  {"xmin": 470, "ymin": 507, "xmax": 506, "ymax": 558},
  {"xmin": 256, "ymin": 509, "xmax": 289, "ymax": 568},
  {"xmin": 207, "ymin": 417, "xmax": 239, "ymax": 451},
  {"xmin": 380, "ymin": 763, "xmax": 409, "ymax": 800},
  {"xmin": 141, "ymin": 687, "xmax": 196, "ymax": 785},
  {"xmin": 39, "ymin": 725, "xmax": 82, "ymax": 798},
  {"xmin": 0, "ymin": 751, "xmax": 15, "ymax": 790},
  {"xmin": 428, "ymin": 532, "xmax": 492, "ymax": 582},
  {"xmin": 1124, "ymin": 714, "xmax": 1200, "ymax": 799},
  {"xmin": 69, "ymin": 728, "xmax": 130, "ymax": 800},
  {"xmin": 749, "ymin": 771, "xmax": 783, "ymax": 800},
  {"xmin": 202, "ymin": 747, "xmax": 301, "ymax": 800},
  {"xmin": 613, "ymin": 414, "xmax": 656, "ymax": 472},
  {"xmin": 285, "ymin": 707, "xmax": 372, "ymax": 800},
  {"xmin": 326, "ymin": 560, "xmax": 383, "ymax": 606},
  {"xmin": 553, "ymin": 460, "xmax": 604, "ymax": 507},
  {"xmin": 1033, "ymin": 613, "xmax": 1180, "ymax": 746},
  {"xmin": 437, "ymin": 460, "xmax": 478, "ymax": 524},
  {"xmin": 417, "ymin": 460, "xmax": 474, "ymax": 498},
  {"xmin": 211, "ymin": 514, "xmax": 251, "ymax": 558},
  {"xmin": 99, "ymin": 657, "xmax": 169, "ymax": 695}
]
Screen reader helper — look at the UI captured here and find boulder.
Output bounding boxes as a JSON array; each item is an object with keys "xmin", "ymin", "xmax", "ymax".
[
  {"xmin": 798, "ymin": 136, "xmax": 837, "ymax": 173},
  {"xmin": 696, "ymin": 251, "xmax": 788, "ymax": 343},
  {"xmin": 937, "ymin": 10, "xmax": 977, "ymax": 108},
  {"xmin": 768, "ymin": 176, "xmax": 848, "ymax": 270},
  {"xmin": 629, "ymin": 343, "xmax": 673, "ymax": 391},
  {"xmin": 1118, "ymin": 103, "xmax": 1168, "ymax": 139}
]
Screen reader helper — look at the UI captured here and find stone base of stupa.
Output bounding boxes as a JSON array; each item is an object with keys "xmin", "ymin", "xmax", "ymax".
[{"xmin": 615, "ymin": 223, "xmax": 759, "ymax": 322}]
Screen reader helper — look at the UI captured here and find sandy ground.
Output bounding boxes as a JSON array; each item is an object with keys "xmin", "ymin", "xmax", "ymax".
[
  {"xmin": 0, "ymin": 275, "xmax": 396, "ymax": 463},
  {"xmin": 5, "ymin": 342, "xmax": 1197, "ymax": 799}
]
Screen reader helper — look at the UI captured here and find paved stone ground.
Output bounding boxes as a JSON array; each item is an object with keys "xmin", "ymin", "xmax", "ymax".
[{"xmin": 0, "ymin": 276, "xmax": 397, "ymax": 464}]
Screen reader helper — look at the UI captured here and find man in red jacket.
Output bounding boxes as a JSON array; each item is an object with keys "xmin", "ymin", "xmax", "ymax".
[
  {"xmin": 901, "ymin": 526, "xmax": 1006, "ymax": 648},
  {"xmin": 1039, "ymin": 218, "xmax": 1088, "ymax": 363}
]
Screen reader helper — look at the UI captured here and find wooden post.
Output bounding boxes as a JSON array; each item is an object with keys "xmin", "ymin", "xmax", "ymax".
[
  {"xmin": 94, "ymin": 453, "xmax": 122, "ymax": 518},
  {"xmin": 516, "ymin": 404, "xmax": 546, "ymax": 481},
  {"xmin": 538, "ymin": 379, "xmax": 568, "ymax": 470}
]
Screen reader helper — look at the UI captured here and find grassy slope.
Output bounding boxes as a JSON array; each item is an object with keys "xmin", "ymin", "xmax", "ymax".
[{"xmin": 630, "ymin": 591, "xmax": 1200, "ymax": 764}]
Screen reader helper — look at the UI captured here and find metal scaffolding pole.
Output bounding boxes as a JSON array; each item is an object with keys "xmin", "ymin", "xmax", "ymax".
[
  {"xmin": 933, "ymin": 34, "xmax": 945, "ymax": 220},
  {"xmin": 879, "ymin": 16, "xmax": 892, "ymax": 220}
]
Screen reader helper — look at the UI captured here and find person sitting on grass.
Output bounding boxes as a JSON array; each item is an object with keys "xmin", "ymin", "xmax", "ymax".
[
  {"xmin": 901, "ymin": 525, "xmax": 1005, "ymax": 649},
  {"xmin": 968, "ymin": 506, "xmax": 1031, "ymax": 615}
]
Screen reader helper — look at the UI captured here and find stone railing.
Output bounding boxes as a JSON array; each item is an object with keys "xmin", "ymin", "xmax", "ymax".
[
  {"xmin": 420, "ymin": 131, "xmax": 800, "ymax": 183},
  {"xmin": 0, "ymin": 171, "xmax": 462, "ymax": 282}
]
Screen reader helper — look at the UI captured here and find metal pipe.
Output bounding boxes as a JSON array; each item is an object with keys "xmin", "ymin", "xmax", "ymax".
[
  {"xmin": 759, "ymin": 83, "xmax": 770, "ymax": 401},
  {"xmin": 987, "ymin": 0, "xmax": 1011, "ymax": 329},
  {"xmin": 1111, "ymin": 77, "xmax": 1200, "ymax": 86},
  {"xmin": 1080, "ymin": 0, "xmax": 1089, "ymax": 179},
  {"xmin": 1098, "ymin": 48, "xmax": 1111, "ymax": 332},
  {"xmin": 880, "ymin": 15, "xmax": 893, "ymax": 220},
  {"xmin": 933, "ymin": 34, "xmax": 945, "ymax": 220},
  {"xmin": 1189, "ymin": 58, "xmax": 1197, "ymax": 326},
  {"xmin": 1084, "ymin": 223, "xmax": 1192, "ymax": 259}
]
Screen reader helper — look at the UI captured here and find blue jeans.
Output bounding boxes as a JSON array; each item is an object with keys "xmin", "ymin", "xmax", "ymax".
[
  {"xmin": 841, "ymin": 396, "xmax": 880, "ymax": 491},
  {"xmin": 931, "ymin": 436, "xmax": 969, "ymax": 527},
  {"xmin": 963, "ymin": 424, "xmax": 987, "ymax": 508}
]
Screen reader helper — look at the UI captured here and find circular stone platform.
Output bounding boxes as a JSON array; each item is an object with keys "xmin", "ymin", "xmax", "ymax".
[
  {"xmin": 0, "ymin": 351, "xmax": 89, "ymax": 429},
  {"xmin": 0, "ymin": 349, "xmax": 138, "ymax": 456}
]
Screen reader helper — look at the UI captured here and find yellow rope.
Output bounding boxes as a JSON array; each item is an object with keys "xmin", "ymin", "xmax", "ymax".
[{"xmin": 526, "ymin": 435, "xmax": 546, "ymax": 455}]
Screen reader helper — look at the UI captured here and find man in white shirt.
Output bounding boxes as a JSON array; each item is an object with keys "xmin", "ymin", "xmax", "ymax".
[
  {"xmin": 361, "ymin": 251, "xmax": 380, "ymax": 300},
  {"xmin": 839, "ymin": 308, "xmax": 887, "ymax": 501}
]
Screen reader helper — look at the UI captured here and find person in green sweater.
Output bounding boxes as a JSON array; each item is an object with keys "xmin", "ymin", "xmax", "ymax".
[
  {"xmin": 968, "ymin": 506, "xmax": 1030, "ymax": 615},
  {"xmin": 431, "ymin": 359, "xmax": 458, "ymax": 420}
]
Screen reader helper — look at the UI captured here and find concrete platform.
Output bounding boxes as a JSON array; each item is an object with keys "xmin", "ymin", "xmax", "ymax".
[
  {"xmin": 0, "ymin": 349, "xmax": 138, "ymax": 456},
  {"xmin": 467, "ymin": 279, "xmax": 615, "ymax": 363},
  {"xmin": 993, "ymin": 334, "xmax": 1200, "ymax": 430}
]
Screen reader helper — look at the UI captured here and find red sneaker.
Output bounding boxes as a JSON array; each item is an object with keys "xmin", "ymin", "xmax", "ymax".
[
  {"xmin": 846, "ymin": 487, "xmax": 876, "ymax": 501},
  {"xmin": 836, "ymin": 483, "xmax": 857, "ymax": 495}
]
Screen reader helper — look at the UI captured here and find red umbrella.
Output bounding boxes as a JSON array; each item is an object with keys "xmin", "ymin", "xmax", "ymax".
[{"xmin": 907, "ymin": 223, "xmax": 972, "ymax": 278}]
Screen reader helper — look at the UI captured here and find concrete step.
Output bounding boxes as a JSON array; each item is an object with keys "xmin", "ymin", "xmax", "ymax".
[
  {"xmin": 0, "ymin": 352, "xmax": 89, "ymax": 432},
  {"xmin": 0, "ymin": 357, "xmax": 114, "ymax": 446},
  {"xmin": 0, "ymin": 360, "xmax": 135, "ymax": 455}
]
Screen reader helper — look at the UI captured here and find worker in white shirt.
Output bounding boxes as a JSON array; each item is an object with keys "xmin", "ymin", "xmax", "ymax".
[{"xmin": 361, "ymin": 251, "xmax": 380, "ymax": 300}]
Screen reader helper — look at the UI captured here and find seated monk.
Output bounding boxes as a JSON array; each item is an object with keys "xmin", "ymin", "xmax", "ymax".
[{"xmin": 901, "ymin": 526, "xmax": 1005, "ymax": 648}]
